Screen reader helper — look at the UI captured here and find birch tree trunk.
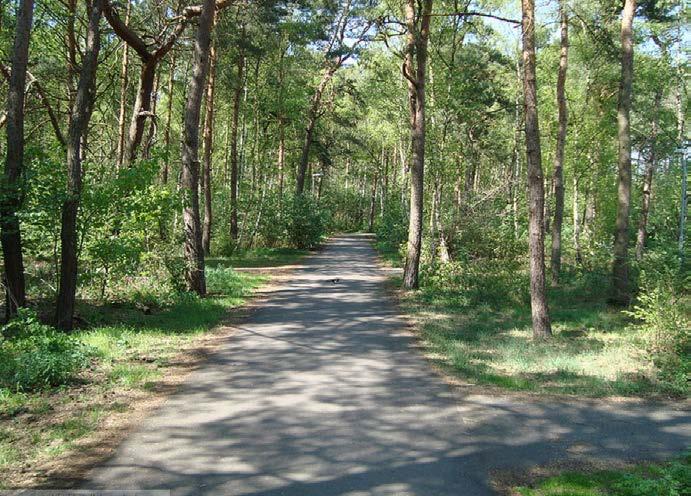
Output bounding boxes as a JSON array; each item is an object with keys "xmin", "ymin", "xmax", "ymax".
[
  {"xmin": 162, "ymin": 53, "xmax": 176, "ymax": 183},
  {"xmin": 635, "ymin": 91, "xmax": 660, "ymax": 260},
  {"xmin": 116, "ymin": 0, "xmax": 131, "ymax": 169},
  {"xmin": 550, "ymin": 0, "xmax": 568, "ymax": 286},
  {"xmin": 202, "ymin": 40, "xmax": 216, "ymax": 255},
  {"xmin": 230, "ymin": 41, "xmax": 245, "ymax": 243}
]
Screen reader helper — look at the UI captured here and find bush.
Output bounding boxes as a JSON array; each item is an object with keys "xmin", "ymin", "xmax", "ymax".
[
  {"xmin": 421, "ymin": 259, "xmax": 528, "ymax": 309},
  {"xmin": 286, "ymin": 195, "xmax": 327, "ymax": 249},
  {"xmin": 627, "ymin": 254, "xmax": 689, "ymax": 395},
  {"xmin": 375, "ymin": 200, "xmax": 408, "ymax": 256},
  {"xmin": 0, "ymin": 310, "xmax": 93, "ymax": 391}
]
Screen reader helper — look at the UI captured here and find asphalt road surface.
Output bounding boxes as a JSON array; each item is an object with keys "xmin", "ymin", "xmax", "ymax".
[{"xmin": 81, "ymin": 235, "xmax": 690, "ymax": 495}]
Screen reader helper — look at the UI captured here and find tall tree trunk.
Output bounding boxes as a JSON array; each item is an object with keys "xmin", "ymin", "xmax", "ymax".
[
  {"xmin": 1, "ymin": 0, "xmax": 33, "ymax": 320},
  {"xmin": 402, "ymin": 0, "xmax": 432, "ymax": 290},
  {"xmin": 277, "ymin": 117, "xmax": 286, "ymax": 199},
  {"xmin": 611, "ymin": 0, "xmax": 635, "ymax": 306},
  {"xmin": 55, "ymin": 0, "xmax": 102, "ymax": 330},
  {"xmin": 296, "ymin": 69, "xmax": 335, "ymax": 196},
  {"xmin": 142, "ymin": 67, "xmax": 161, "ymax": 159},
  {"xmin": 276, "ymin": 44, "xmax": 286, "ymax": 200},
  {"xmin": 229, "ymin": 43, "xmax": 245, "ymax": 243},
  {"xmin": 521, "ymin": 0, "xmax": 552, "ymax": 338},
  {"xmin": 368, "ymin": 174, "xmax": 378, "ymax": 232},
  {"xmin": 180, "ymin": 0, "xmax": 215, "ymax": 296},
  {"xmin": 202, "ymin": 40, "xmax": 216, "ymax": 255},
  {"xmin": 635, "ymin": 91, "xmax": 660, "ymax": 260},
  {"xmin": 162, "ymin": 53, "xmax": 176, "ymax": 183},
  {"xmin": 572, "ymin": 173, "xmax": 582, "ymax": 264},
  {"xmin": 550, "ymin": 0, "xmax": 569, "ymax": 286},
  {"xmin": 115, "ymin": 0, "xmax": 131, "ymax": 169}
]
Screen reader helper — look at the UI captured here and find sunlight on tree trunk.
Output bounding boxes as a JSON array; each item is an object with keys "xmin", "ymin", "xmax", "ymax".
[
  {"xmin": 521, "ymin": 0, "xmax": 552, "ymax": 338},
  {"xmin": 611, "ymin": 0, "xmax": 636, "ymax": 306}
]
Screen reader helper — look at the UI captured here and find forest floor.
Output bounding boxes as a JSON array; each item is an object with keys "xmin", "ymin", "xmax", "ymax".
[
  {"xmin": 57, "ymin": 235, "xmax": 689, "ymax": 495},
  {"xmin": 0, "ymin": 248, "xmax": 308, "ymax": 489},
  {"xmin": 377, "ymin": 245, "xmax": 687, "ymax": 399}
]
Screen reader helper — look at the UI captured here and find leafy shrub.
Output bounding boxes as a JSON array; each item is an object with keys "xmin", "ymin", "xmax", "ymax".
[
  {"xmin": 0, "ymin": 310, "xmax": 93, "ymax": 391},
  {"xmin": 375, "ymin": 200, "xmax": 408, "ymax": 256},
  {"xmin": 627, "ymin": 254, "xmax": 689, "ymax": 395},
  {"xmin": 613, "ymin": 454, "xmax": 691, "ymax": 496},
  {"xmin": 206, "ymin": 266, "xmax": 254, "ymax": 297},
  {"xmin": 286, "ymin": 195, "xmax": 327, "ymax": 249},
  {"xmin": 421, "ymin": 259, "xmax": 528, "ymax": 309}
]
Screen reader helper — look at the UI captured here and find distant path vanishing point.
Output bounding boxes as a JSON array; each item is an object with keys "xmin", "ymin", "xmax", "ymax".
[{"xmin": 81, "ymin": 234, "xmax": 690, "ymax": 495}]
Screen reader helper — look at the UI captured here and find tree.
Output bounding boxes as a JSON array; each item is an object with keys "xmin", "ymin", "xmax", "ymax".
[
  {"xmin": 180, "ymin": 0, "xmax": 216, "ymax": 295},
  {"xmin": 521, "ymin": 0, "xmax": 552, "ymax": 337},
  {"xmin": 202, "ymin": 38, "xmax": 217, "ymax": 255},
  {"xmin": 635, "ymin": 90, "xmax": 660, "ymax": 260},
  {"xmin": 229, "ymin": 26, "xmax": 245, "ymax": 243},
  {"xmin": 611, "ymin": 0, "xmax": 636, "ymax": 306},
  {"xmin": 295, "ymin": 1, "xmax": 372, "ymax": 196},
  {"xmin": 550, "ymin": 0, "xmax": 569, "ymax": 286},
  {"xmin": 55, "ymin": 0, "xmax": 103, "ymax": 330},
  {"xmin": 1, "ymin": 0, "xmax": 34, "ymax": 320},
  {"xmin": 401, "ymin": 0, "xmax": 433, "ymax": 290}
]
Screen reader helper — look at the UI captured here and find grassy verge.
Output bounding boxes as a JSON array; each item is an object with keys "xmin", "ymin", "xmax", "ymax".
[
  {"xmin": 512, "ymin": 453, "xmax": 690, "ymax": 495},
  {"xmin": 384, "ymin": 254, "xmax": 683, "ymax": 397},
  {"xmin": 207, "ymin": 247, "xmax": 308, "ymax": 268},
  {"xmin": 0, "ymin": 248, "xmax": 304, "ymax": 488}
]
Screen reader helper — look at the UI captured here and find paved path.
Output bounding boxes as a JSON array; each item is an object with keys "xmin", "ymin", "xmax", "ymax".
[{"xmin": 82, "ymin": 235, "xmax": 690, "ymax": 495}]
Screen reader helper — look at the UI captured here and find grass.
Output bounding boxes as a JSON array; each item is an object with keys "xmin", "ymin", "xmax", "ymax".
[
  {"xmin": 390, "ymin": 259, "xmax": 678, "ymax": 397},
  {"xmin": 207, "ymin": 247, "xmax": 308, "ymax": 268},
  {"xmin": 514, "ymin": 453, "xmax": 690, "ymax": 495},
  {"xmin": 0, "ymin": 247, "xmax": 306, "ymax": 487}
]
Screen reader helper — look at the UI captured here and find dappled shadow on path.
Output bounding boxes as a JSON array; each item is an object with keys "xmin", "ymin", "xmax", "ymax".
[{"xmin": 78, "ymin": 235, "xmax": 690, "ymax": 496}]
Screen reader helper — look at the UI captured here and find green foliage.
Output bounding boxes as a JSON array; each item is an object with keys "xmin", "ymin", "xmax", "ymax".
[
  {"xmin": 516, "ymin": 452, "xmax": 691, "ymax": 496},
  {"xmin": 0, "ymin": 310, "xmax": 93, "ymax": 391},
  {"xmin": 286, "ymin": 195, "xmax": 328, "ymax": 249},
  {"xmin": 375, "ymin": 198, "xmax": 408, "ymax": 255},
  {"xmin": 627, "ymin": 253, "xmax": 689, "ymax": 395}
]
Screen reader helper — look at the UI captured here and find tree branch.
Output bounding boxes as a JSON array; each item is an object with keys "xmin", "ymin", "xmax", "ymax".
[{"xmin": 431, "ymin": 11, "xmax": 520, "ymax": 25}]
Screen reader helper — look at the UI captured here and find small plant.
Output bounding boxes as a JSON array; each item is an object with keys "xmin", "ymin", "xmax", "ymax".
[{"xmin": 0, "ymin": 309, "xmax": 94, "ymax": 391}]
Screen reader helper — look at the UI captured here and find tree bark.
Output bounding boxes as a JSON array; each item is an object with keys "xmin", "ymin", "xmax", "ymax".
[
  {"xmin": 202, "ymin": 40, "xmax": 216, "ymax": 255},
  {"xmin": 521, "ymin": 0, "xmax": 552, "ymax": 338},
  {"xmin": 572, "ymin": 172, "xmax": 582, "ymax": 264},
  {"xmin": 550, "ymin": 0, "xmax": 569, "ymax": 286},
  {"xmin": 115, "ymin": 0, "xmax": 131, "ymax": 169},
  {"xmin": 635, "ymin": 91, "xmax": 660, "ymax": 261},
  {"xmin": 368, "ymin": 174, "xmax": 378, "ymax": 232},
  {"xmin": 180, "ymin": 0, "xmax": 215, "ymax": 296},
  {"xmin": 162, "ymin": 53, "xmax": 176, "ymax": 183},
  {"xmin": 296, "ymin": 69, "xmax": 334, "ymax": 195},
  {"xmin": 1, "ymin": 0, "xmax": 33, "ymax": 320},
  {"xmin": 402, "ymin": 0, "xmax": 433, "ymax": 290},
  {"xmin": 55, "ymin": 0, "xmax": 103, "ymax": 330},
  {"xmin": 229, "ymin": 42, "xmax": 245, "ymax": 243},
  {"xmin": 611, "ymin": 0, "xmax": 635, "ymax": 306}
]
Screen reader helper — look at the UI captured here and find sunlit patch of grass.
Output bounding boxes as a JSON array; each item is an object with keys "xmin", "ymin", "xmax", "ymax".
[
  {"xmin": 107, "ymin": 364, "xmax": 160, "ymax": 388},
  {"xmin": 391, "ymin": 264, "xmax": 667, "ymax": 397},
  {"xmin": 515, "ymin": 453, "xmax": 691, "ymax": 495},
  {"xmin": 0, "ymin": 256, "xmax": 277, "ymax": 487},
  {"xmin": 207, "ymin": 247, "xmax": 307, "ymax": 268}
]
